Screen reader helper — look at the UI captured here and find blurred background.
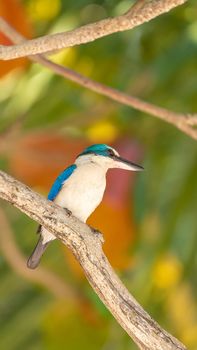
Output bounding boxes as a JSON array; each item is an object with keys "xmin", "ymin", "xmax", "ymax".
[{"xmin": 0, "ymin": 0, "xmax": 197, "ymax": 349}]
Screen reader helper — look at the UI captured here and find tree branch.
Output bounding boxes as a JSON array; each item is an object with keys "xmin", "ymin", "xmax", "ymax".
[
  {"xmin": 0, "ymin": 0, "xmax": 187, "ymax": 60},
  {"xmin": 0, "ymin": 170, "xmax": 187, "ymax": 350},
  {"xmin": 0, "ymin": 16, "xmax": 196, "ymax": 141}
]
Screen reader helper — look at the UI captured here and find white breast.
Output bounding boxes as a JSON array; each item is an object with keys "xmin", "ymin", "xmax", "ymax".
[
  {"xmin": 55, "ymin": 163, "xmax": 106, "ymax": 221},
  {"xmin": 41, "ymin": 163, "xmax": 106, "ymax": 244}
]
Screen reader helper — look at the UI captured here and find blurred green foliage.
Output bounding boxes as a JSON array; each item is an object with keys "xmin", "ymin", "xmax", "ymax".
[{"xmin": 0, "ymin": 1, "xmax": 197, "ymax": 350}]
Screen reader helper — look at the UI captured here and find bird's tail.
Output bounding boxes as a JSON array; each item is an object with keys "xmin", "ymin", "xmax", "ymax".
[{"xmin": 27, "ymin": 237, "xmax": 50, "ymax": 269}]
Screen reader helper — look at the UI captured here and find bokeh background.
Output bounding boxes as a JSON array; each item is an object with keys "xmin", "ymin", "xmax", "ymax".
[{"xmin": 0, "ymin": 0, "xmax": 197, "ymax": 349}]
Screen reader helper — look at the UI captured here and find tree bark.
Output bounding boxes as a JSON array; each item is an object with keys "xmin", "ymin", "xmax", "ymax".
[
  {"xmin": 0, "ymin": 170, "xmax": 187, "ymax": 350},
  {"xmin": 0, "ymin": 0, "xmax": 187, "ymax": 60}
]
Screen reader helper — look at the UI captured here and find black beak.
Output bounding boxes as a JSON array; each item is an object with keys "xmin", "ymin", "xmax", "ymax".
[{"xmin": 111, "ymin": 155, "xmax": 144, "ymax": 171}]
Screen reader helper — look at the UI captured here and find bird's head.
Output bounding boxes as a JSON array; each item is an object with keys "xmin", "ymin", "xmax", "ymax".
[{"xmin": 75, "ymin": 144, "xmax": 143, "ymax": 171}]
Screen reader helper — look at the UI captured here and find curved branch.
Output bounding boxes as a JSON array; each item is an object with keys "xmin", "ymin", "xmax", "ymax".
[
  {"xmin": 31, "ymin": 57, "xmax": 197, "ymax": 140},
  {"xmin": 37, "ymin": 55, "xmax": 197, "ymax": 140},
  {"xmin": 0, "ymin": 170, "xmax": 187, "ymax": 350},
  {"xmin": 0, "ymin": 16, "xmax": 196, "ymax": 141},
  {"xmin": 0, "ymin": 0, "xmax": 187, "ymax": 60}
]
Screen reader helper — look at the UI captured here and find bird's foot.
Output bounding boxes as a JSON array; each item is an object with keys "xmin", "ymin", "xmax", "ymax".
[
  {"xmin": 64, "ymin": 208, "xmax": 72, "ymax": 217},
  {"xmin": 90, "ymin": 226, "xmax": 104, "ymax": 243}
]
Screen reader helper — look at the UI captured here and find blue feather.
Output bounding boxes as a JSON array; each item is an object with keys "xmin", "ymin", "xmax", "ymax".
[
  {"xmin": 79, "ymin": 144, "xmax": 113, "ymax": 157},
  {"xmin": 47, "ymin": 164, "xmax": 77, "ymax": 201}
]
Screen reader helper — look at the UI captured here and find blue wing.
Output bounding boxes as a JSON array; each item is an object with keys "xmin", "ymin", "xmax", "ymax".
[{"xmin": 47, "ymin": 164, "xmax": 77, "ymax": 201}]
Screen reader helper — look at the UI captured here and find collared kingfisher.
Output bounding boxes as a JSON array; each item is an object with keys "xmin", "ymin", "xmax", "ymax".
[{"xmin": 27, "ymin": 144, "xmax": 143, "ymax": 269}]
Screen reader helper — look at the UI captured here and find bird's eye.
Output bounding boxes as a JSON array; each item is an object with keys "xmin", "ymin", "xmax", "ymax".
[{"xmin": 108, "ymin": 149, "xmax": 115, "ymax": 157}]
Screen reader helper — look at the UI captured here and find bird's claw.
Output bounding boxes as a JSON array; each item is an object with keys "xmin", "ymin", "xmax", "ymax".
[
  {"xmin": 64, "ymin": 208, "xmax": 72, "ymax": 217},
  {"xmin": 90, "ymin": 226, "xmax": 104, "ymax": 243}
]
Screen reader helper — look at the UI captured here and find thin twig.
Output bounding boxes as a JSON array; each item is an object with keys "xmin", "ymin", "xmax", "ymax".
[
  {"xmin": 0, "ymin": 0, "xmax": 187, "ymax": 60},
  {"xmin": 0, "ymin": 17, "xmax": 197, "ymax": 141},
  {"xmin": 0, "ymin": 170, "xmax": 187, "ymax": 350}
]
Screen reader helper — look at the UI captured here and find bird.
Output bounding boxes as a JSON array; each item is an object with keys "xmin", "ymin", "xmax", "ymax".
[{"xmin": 27, "ymin": 144, "xmax": 143, "ymax": 269}]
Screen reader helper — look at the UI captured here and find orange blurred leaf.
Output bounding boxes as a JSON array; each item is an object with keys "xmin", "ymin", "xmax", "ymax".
[
  {"xmin": 0, "ymin": 0, "xmax": 32, "ymax": 77},
  {"xmin": 9, "ymin": 131, "xmax": 86, "ymax": 188}
]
